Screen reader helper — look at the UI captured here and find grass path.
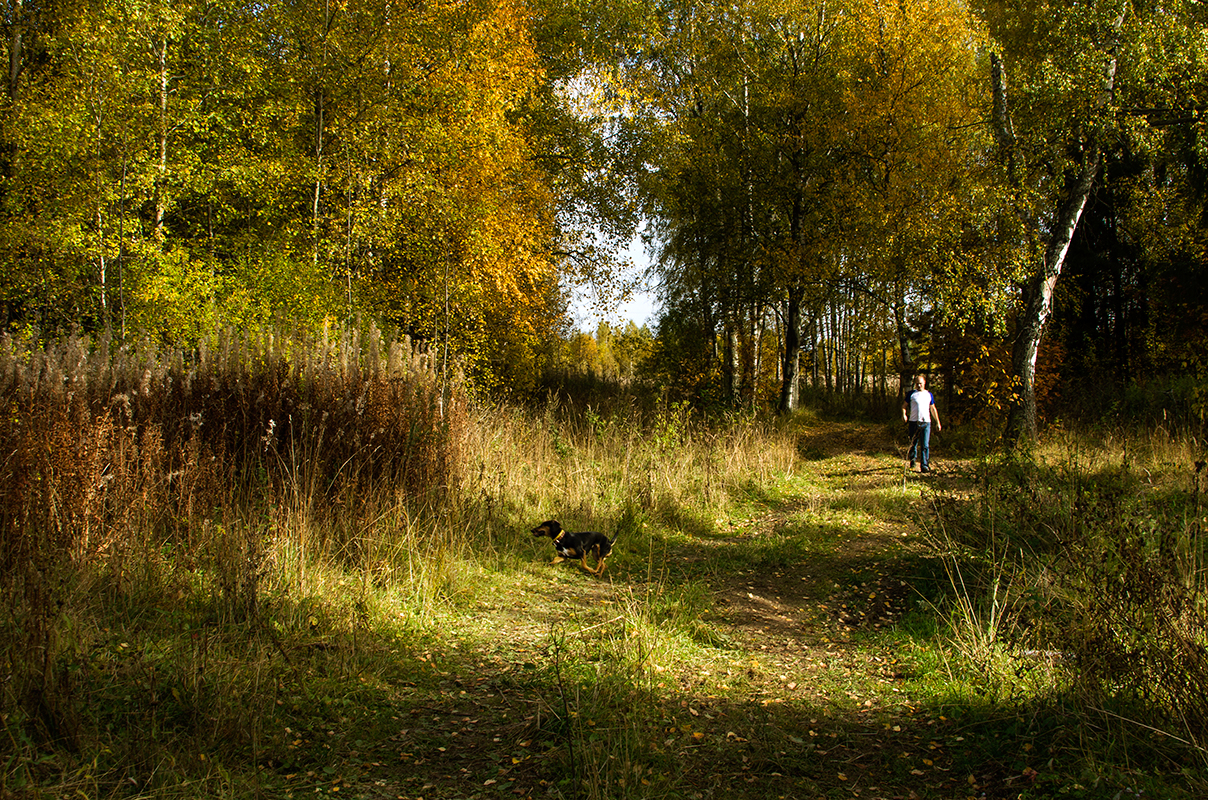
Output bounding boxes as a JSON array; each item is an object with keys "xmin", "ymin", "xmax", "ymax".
[
  {"xmin": 260, "ymin": 422, "xmax": 1035, "ymax": 800},
  {"xmin": 173, "ymin": 421, "xmax": 1194, "ymax": 800}
]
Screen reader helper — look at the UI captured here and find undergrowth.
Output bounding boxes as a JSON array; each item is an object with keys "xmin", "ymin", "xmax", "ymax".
[
  {"xmin": 924, "ymin": 429, "xmax": 1208, "ymax": 789},
  {"xmin": 0, "ymin": 327, "xmax": 799, "ymax": 798},
  {"xmin": 1, "ymin": 328, "xmax": 1206, "ymax": 799}
]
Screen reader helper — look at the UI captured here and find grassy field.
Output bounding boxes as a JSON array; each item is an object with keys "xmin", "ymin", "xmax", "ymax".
[{"xmin": 2, "ymin": 330, "xmax": 1206, "ymax": 799}]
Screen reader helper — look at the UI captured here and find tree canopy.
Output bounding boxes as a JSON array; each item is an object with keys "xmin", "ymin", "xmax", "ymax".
[{"xmin": 2, "ymin": 0, "xmax": 1206, "ymax": 429}]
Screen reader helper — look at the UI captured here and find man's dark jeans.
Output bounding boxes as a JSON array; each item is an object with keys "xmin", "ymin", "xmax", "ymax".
[{"xmin": 908, "ymin": 421, "xmax": 931, "ymax": 471}]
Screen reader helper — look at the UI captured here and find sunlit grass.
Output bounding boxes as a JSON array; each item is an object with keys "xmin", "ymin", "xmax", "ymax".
[{"xmin": 3, "ymin": 330, "xmax": 1205, "ymax": 798}]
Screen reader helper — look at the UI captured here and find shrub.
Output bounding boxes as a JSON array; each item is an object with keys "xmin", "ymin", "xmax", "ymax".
[{"xmin": 930, "ymin": 447, "xmax": 1208, "ymax": 748}]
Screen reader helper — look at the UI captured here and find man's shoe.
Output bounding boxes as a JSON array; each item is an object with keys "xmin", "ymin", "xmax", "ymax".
[
  {"xmin": 909, "ymin": 461, "xmax": 915, "ymax": 469},
  {"xmin": 920, "ymin": 466, "xmax": 931, "ymax": 473}
]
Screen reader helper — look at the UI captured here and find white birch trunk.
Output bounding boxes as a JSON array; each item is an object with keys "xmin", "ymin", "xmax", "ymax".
[
  {"xmin": 998, "ymin": 7, "xmax": 1125, "ymax": 444},
  {"xmin": 155, "ymin": 37, "xmax": 168, "ymax": 242}
]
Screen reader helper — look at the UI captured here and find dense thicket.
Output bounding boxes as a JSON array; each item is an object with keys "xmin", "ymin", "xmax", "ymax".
[
  {"xmin": 0, "ymin": 325, "xmax": 459, "ymax": 752},
  {"xmin": 1050, "ymin": 116, "xmax": 1208, "ymax": 427}
]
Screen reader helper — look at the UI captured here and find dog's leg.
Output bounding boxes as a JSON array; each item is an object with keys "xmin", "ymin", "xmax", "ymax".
[
  {"xmin": 578, "ymin": 555, "xmax": 594, "ymax": 573},
  {"xmin": 551, "ymin": 556, "xmax": 565, "ymax": 564},
  {"xmin": 594, "ymin": 556, "xmax": 607, "ymax": 576}
]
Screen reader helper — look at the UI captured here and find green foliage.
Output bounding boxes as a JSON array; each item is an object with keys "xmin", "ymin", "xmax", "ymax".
[
  {"xmin": 929, "ymin": 442, "xmax": 1208, "ymax": 750},
  {"xmin": 626, "ymin": 0, "xmax": 988, "ymax": 411},
  {"xmin": 562, "ymin": 320, "xmax": 654, "ymax": 383},
  {"xmin": 0, "ymin": 0, "xmax": 606, "ymax": 392}
]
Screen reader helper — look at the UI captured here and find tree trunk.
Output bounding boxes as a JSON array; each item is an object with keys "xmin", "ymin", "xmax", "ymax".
[
  {"xmin": 994, "ymin": 8, "xmax": 1122, "ymax": 446},
  {"xmin": 6, "ymin": 0, "xmax": 25, "ymax": 99},
  {"xmin": 1004, "ymin": 151, "xmax": 1101, "ymax": 443},
  {"xmin": 892, "ymin": 284, "xmax": 910, "ymax": 393},
  {"xmin": 809, "ymin": 310, "xmax": 819, "ymax": 389},
  {"xmin": 96, "ymin": 204, "xmax": 107, "ymax": 321},
  {"xmin": 778, "ymin": 285, "xmax": 802, "ymax": 413},
  {"xmin": 751, "ymin": 304, "xmax": 764, "ymax": 412},
  {"xmin": 154, "ymin": 36, "xmax": 168, "ymax": 242},
  {"xmin": 312, "ymin": 87, "xmax": 325, "ymax": 264},
  {"xmin": 724, "ymin": 325, "xmax": 738, "ymax": 404},
  {"xmin": 312, "ymin": 0, "xmax": 333, "ymax": 266}
]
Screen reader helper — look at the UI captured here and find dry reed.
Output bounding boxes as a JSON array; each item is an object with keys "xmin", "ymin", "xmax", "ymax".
[{"xmin": 0, "ymin": 324, "xmax": 459, "ymax": 752}]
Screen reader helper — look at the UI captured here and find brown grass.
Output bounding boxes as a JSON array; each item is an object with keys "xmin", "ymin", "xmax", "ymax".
[{"xmin": 0, "ymin": 324, "xmax": 460, "ymax": 748}]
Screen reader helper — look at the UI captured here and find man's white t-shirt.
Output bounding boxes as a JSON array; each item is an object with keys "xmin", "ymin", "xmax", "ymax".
[{"xmin": 908, "ymin": 390, "xmax": 934, "ymax": 423}]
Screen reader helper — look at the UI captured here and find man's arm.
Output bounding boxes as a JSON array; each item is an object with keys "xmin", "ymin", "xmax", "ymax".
[{"xmin": 930, "ymin": 401, "xmax": 941, "ymax": 432}]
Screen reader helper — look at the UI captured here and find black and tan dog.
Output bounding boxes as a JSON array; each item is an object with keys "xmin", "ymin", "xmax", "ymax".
[{"xmin": 530, "ymin": 520, "xmax": 612, "ymax": 576}]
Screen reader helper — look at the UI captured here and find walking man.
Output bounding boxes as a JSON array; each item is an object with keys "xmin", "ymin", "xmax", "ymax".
[{"xmin": 902, "ymin": 374, "xmax": 942, "ymax": 473}]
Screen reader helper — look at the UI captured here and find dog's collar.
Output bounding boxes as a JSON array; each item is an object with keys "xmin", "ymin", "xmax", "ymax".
[{"xmin": 553, "ymin": 531, "xmax": 566, "ymax": 544}]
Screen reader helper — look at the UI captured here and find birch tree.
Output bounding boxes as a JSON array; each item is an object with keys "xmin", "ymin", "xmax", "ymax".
[
  {"xmin": 637, "ymin": 0, "xmax": 982, "ymax": 411},
  {"xmin": 983, "ymin": 3, "xmax": 1125, "ymax": 444},
  {"xmin": 977, "ymin": 0, "xmax": 1206, "ymax": 442}
]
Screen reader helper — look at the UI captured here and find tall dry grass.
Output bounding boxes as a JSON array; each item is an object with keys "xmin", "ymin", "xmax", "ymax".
[
  {"xmin": 456, "ymin": 395, "xmax": 799, "ymax": 544},
  {"xmin": 0, "ymin": 324, "xmax": 801, "ymax": 790},
  {"xmin": 0, "ymin": 324, "xmax": 460, "ymax": 750}
]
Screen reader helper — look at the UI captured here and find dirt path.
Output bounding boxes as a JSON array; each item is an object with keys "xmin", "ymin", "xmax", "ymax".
[{"xmin": 286, "ymin": 426, "xmax": 998, "ymax": 800}]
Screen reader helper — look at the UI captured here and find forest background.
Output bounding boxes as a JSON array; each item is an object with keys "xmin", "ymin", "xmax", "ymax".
[{"xmin": 2, "ymin": 0, "xmax": 1206, "ymax": 431}]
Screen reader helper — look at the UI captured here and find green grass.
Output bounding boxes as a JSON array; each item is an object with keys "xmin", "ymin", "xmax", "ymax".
[{"xmin": 2, "ymin": 332, "xmax": 1206, "ymax": 799}]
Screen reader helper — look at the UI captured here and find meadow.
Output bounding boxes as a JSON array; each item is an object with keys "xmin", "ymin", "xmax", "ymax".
[{"xmin": 1, "ymin": 328, "xmax": 1205, "ymax": 799}]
